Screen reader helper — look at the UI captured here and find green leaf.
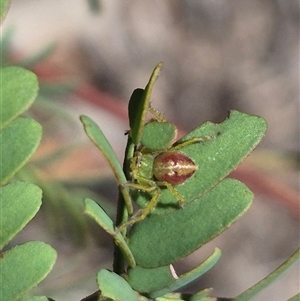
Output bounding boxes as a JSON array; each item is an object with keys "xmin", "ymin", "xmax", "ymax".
[
  {"xmin": 127, "ymin": 265, "xmax": 174, "ymax": 294},
  {"xmin": 80, "ymin": 115, "xmax": 126, "ymax": 186},
  {"xmin": 84, "ymin": 198, "xmax": 136, "ymax": 267},
  {"xmin": 129, "ymin": 179, "xmax": 253, "ymax": 268},
  {"xmin": 0, "ymin": 117, "xmax": 42, "ymax": 185},
  {"xmin": 140, "ymin": 121, "xmax": 177, "ymax": 150},
  {"xmin": 0, "ymin": 241, "xmax": 57, "ymax": 301},
  {"xmin": 135, "ymin": 110, "xmax": 267, "ymax": 213},
  {"xmin": 80, "ymin": 115, "xmax": 132, "ymax": 214},
  {"xmin": 128, "ymin": 62, "xmax": 163, "ymax": 145},
  {"xmin": 0, "ymin": 0, "xmax": 10, "ymax": 23},
  {"xmin": 128, "ymin": 88, "xmax": 145, "ymax": 144},
  {"xmin": 149, "ymin": 248, "xmax": 221, "ymax": 298},
  {"xmin": 128, "ymin": 249, "xmax": 220, "ymax": 297},
  {"xmin": 0, "ymin": 182, "xmax": 42, "ymax": 249},
  {"xmin": 0, "ymin": 66, "xmax": 39, "ymax": 130},
  {"xmin": 97, "ymin": 269, "xmax": 139, "ymax": 301}
]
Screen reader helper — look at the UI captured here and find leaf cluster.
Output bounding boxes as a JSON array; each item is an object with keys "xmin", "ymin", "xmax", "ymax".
[
  {"xmin": 1, "ymin": 3, "xmax": 298, "ymax": 300},
  {"xmin": 0, "ymin": 66, "xmax": 57, "ymax": 301},
  {"xmin": 80, "ymin": 63, "xmax": 298, "ymax": 300}
]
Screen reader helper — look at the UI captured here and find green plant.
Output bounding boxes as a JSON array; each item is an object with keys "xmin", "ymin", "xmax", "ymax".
[
  {"xmin": 1, "ymin": 3, "xmax": 299, "ymax": 300},
  {"xmin": 0, "ymin": 66, "xmax": 57, "ymax": 300},
  {"xmin": 80, "ymin": 63, "xmax": 300, "ymax": 300},
  {"xmin": 1, "ymin": 6, "xmax": 63, "ymax": 301}
]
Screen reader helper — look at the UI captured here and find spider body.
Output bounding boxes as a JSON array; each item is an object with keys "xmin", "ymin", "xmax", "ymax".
[
  {"xmin": 116, "ymin": 111, "xmax": 212, "ymax": 232},
  {"xmin": 132, "ymin": 151, "xmax": 197, "ymax": 186},
  {"xmin": 153, "ymin": 151, "xmax": 197, "ymax": 185},
  {"xmin": 117, "ymin": 130, "xmax": 210, "ymax": 232}
]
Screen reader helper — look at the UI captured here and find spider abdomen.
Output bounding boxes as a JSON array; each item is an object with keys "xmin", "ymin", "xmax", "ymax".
[{"xmin": 153, "ymin": 152, "xmax": 197, "ymax": 185}]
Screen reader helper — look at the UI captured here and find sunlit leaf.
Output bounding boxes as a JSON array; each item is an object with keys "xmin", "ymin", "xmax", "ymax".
[
  {"xmin": 0, "ymin": 117, "xmax": 42, "ymax": 184},
  {"xmin": 0, "ymin": 242, "xmax": 57, "ymax": 301},
  {"xmin": 84, "ymin": 198, "xmax": 136, "ymax": 267},
  {"xmin": 0, "ymin": 182, "xmax": 42, "ymax": 249},
  {"xmin": 97, "ymin": 269, "xmax": 138, "ymax": 301},
  {"xmin": 0, "ymin": 117, "xmax": 42, "ymax": 185},
  {"xmin": 0, "ymin": 66, "xmax": 38, "ymax": 130},
  {"xmin": 80, "ymin": 115, "xmax": 132, "ymax": 214}
]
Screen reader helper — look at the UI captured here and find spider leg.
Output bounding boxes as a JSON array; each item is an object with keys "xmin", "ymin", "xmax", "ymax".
[
  {"xmin": 115, "ymin": 187, "xmax": 161, "ymax": 233},
  {"xmin": 157, "ymin": 181, "xmax": 185, "ymax": 208},
  {"xmin": 171, "ymin": 136, "xmax": 213, "ymax": 151}
]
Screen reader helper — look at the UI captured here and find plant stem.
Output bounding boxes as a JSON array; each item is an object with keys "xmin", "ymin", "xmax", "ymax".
[
  {"xmin": 113, "ymin": 136, "xmax": 135, "ymax": 274},
  {"xmin": 112, "ymin": 191, "xmax": 127, "ymax": 274},
  {"xmin": 233, "ymin": 248, "xmax": 300, "ymax": 301}
]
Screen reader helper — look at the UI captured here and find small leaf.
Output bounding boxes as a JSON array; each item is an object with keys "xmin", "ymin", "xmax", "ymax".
[
  {"xmin": 97, "ymin": 269, "xmax": 139, "ymax": 301},
  {"xmin": 140, "ymin": 121, "xmax": 177, "ymax": 150},
  {"xmin": 129, "ymin": 179, "xmax": 253, "ymax": 268},
  {"xmin": 0, "ymin": 182, "xmax": 42, "ymax": 249},
  {"xmin": 80, "ymin": 115, "xmax": 132, "ymax": 214},
  {"xmin": 0, "ymin": 66, "xmax": 39, "ymax": 130},
  {"xmin": 127, "ymin": 265, "xmax": 175, "ymax": 293},
  {"xmin": 128, "ymin": 88, "xmax": 145, "ymax": 144},
  {"xmin": 149, "ymin": 248, "xmax": 221, "ymax": 298},
  {"xmin": 0, "ymin": 117, "xmax": 42, "ymax": 185},
  {"xmin": 84, "ymin": 198, "xmax": 136, "ymax": 267},
  {"xmin": 129, "ymin": 62, "xmax": 163, "ymax": 145},
  {"xmin": 128, "ymin": 249, "xmax": 220, "ymax": 297},
  {"xmin": 0, "ymin": 241, "xmax": 57, "ymax": 301}
]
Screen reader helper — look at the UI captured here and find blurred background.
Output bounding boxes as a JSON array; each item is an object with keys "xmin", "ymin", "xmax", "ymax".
[{"xmin": 2, "ymin": 0, "xmax": 299, "ymax": 300}]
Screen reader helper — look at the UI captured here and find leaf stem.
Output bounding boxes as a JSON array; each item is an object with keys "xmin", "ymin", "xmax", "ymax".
[
  {"xmin": 233, "ymin": 248, "xmax": 300, "ymax": 301},
  {"xmin": 113, "ymin": 136, "xmax": 135, "ymax": 274}
]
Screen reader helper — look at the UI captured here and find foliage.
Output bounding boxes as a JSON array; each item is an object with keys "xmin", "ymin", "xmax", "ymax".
[
  {"xmin": 0, "ymin": 14, "xmax": 92, "ymax": 247},
  {"xmin": 0, "ymin": 65, "xmax": 57, "ymax": 301},
  {"xmin": 0, "ymin": 2, "xmax": 298, "ymax": 300},
  {"xmin": 80, "ymin": 63, "xmax": 299, "ymax": 300},
  {"xmin": 1, "ymin": 6, "xmax": 57, "ymax": 300}
]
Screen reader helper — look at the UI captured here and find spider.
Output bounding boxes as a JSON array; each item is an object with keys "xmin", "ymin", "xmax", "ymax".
[{"xmin": 117, "ymin": 107, "xmax": 212, "ymax": 232}]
